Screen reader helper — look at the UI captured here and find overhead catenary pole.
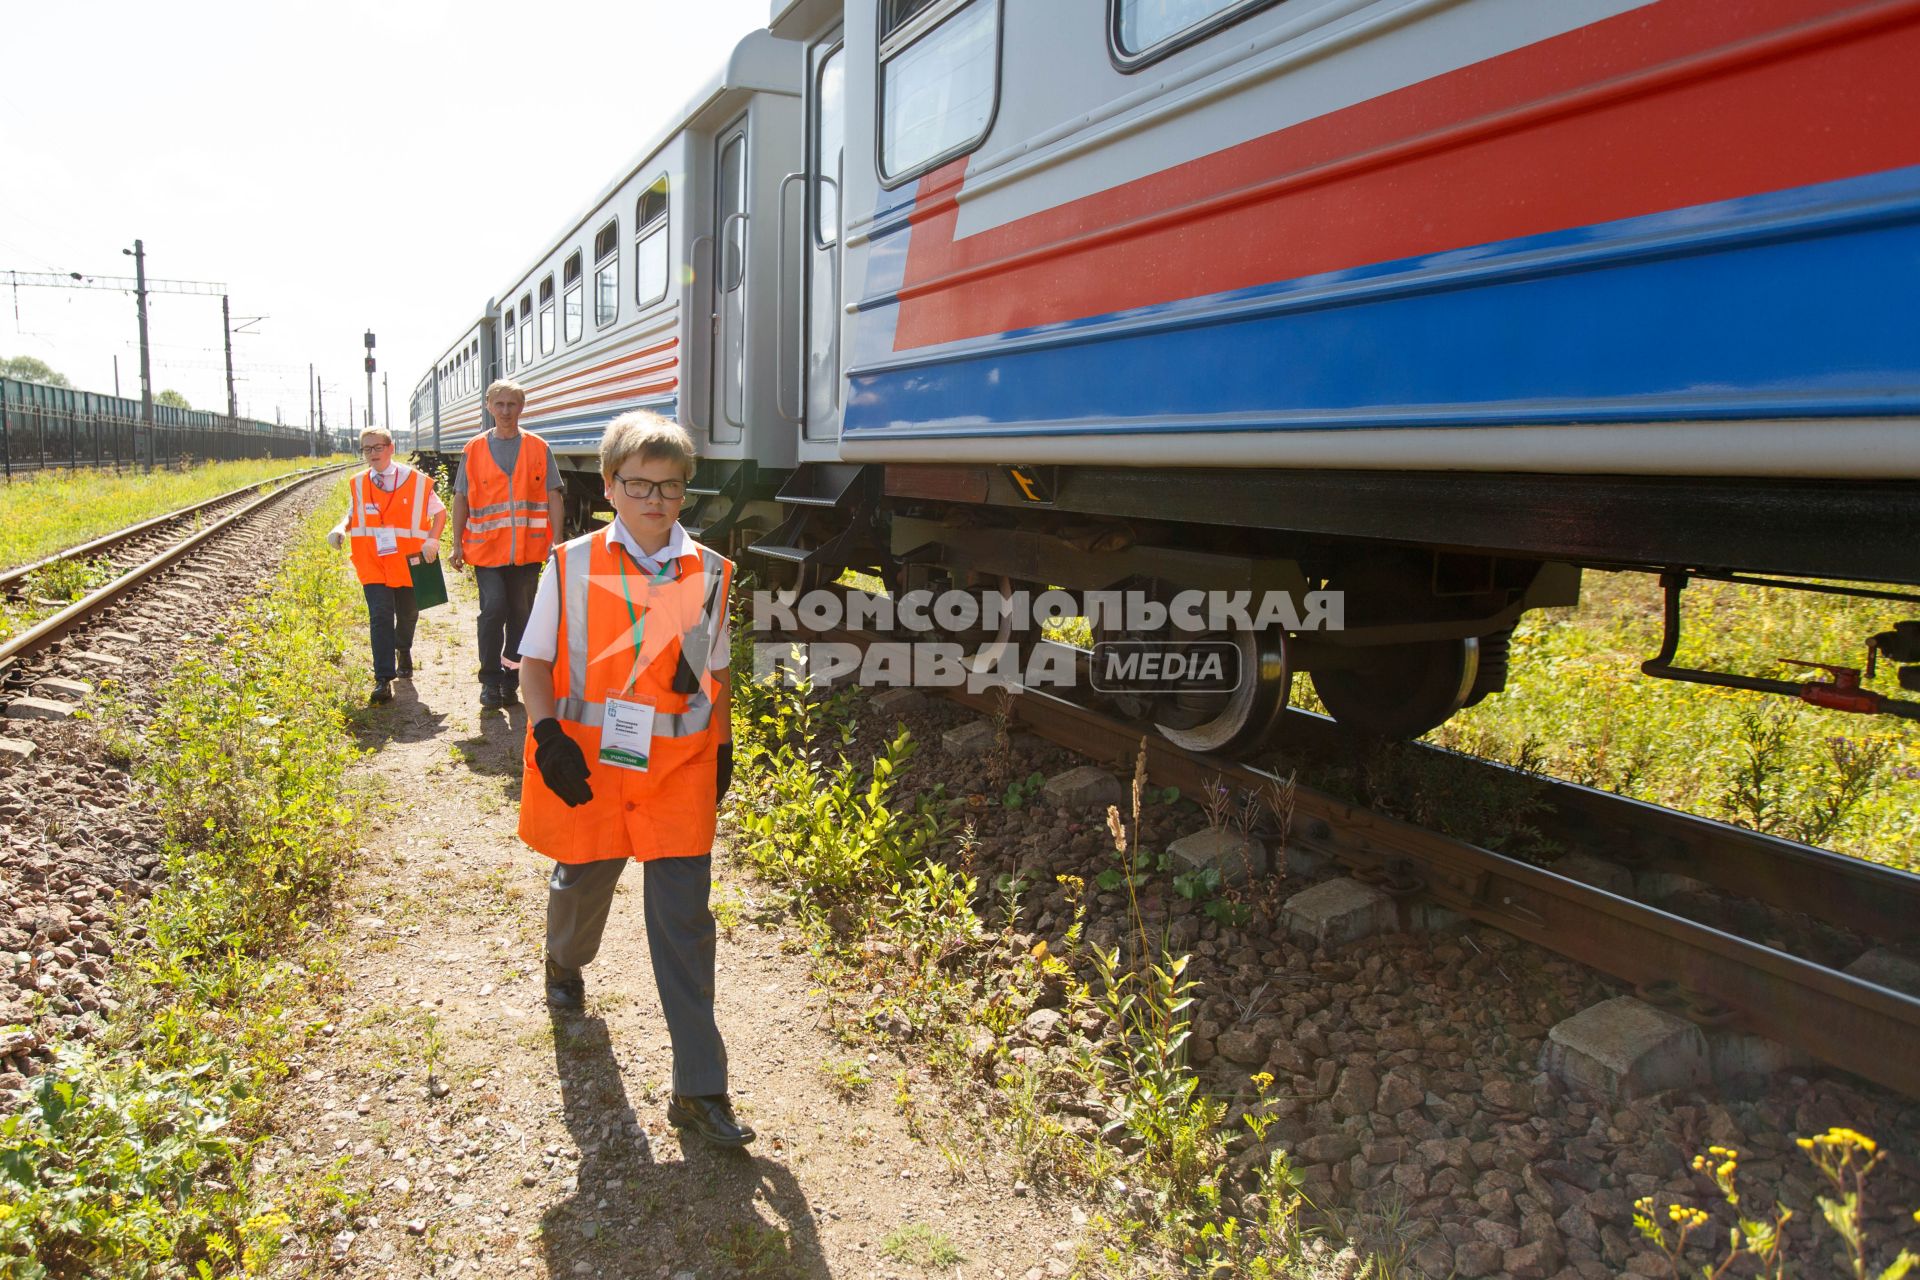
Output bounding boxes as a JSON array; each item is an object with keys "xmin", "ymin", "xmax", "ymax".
[
  {"xmin": 112, "ymin": 354, "xmax": 120, "ymax": 397},
  {"xmin": 128, "ymin": 239, "xmax": 153, "ymax": 468},
  {"xmin": 382, "ymin": 373, "xmax": 390, "ymax": 444},
  {"xmin": 222, "ymin": 295, "xmax": 237, "ymax": 429},
  {"xmin": 308, "ymin": 363, "xmax": 316, "ymax": 456}
]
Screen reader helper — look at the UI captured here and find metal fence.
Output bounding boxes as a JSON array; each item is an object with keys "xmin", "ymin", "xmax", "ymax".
[{"xmin": 0, "ymin": 377, "xmax": 321, "ymax": 478}]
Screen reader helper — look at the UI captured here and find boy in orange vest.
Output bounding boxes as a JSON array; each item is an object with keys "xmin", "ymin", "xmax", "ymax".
[
  {"xmin": 327, "ymin": 427, "xmax": 447, "ymax": 704},
  {"xmin": 515, "ymin": 411, "xmax": 749, "ymax": 1147}
]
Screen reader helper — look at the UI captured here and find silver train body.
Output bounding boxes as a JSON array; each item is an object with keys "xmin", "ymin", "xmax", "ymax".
[{"xmin": 415, "ymin": 0, "xmax": 1920, "ymax": 745}]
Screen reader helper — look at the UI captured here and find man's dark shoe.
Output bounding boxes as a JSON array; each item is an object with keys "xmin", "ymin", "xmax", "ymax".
[
  {"xmin": 544, "ymin": 956, "xmax": 584, "ymax": 1010},
  {"xmin": 396, "ymin": 651, "xmax": 414, "ymax": 679},
  {"xmin": 667, "ymin": 1094, "xmax": 755, "ymax": 1148},
  {"xmin": 479, "ymin": 684, "xmax": 505, "ymax": 709},
  {"xmin": 498, "ymin": 680, "xmax": 520, "ymax": 704},
  {"xmin": 369, "ymin": 681, "xmax": 394, "ymax": 705}
]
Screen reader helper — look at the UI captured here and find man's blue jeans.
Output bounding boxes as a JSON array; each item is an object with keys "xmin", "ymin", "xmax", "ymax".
[
  {"xmin": 475, "ymin": 563, "xmax": 541, "ymax": 689},
  {"xmin": 362, "ymin": 583, "xmax": 419, "ymax": 683}
]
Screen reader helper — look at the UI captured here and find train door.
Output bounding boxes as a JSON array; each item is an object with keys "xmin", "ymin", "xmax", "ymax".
[
  {"xmin": 803, "ymin": 32, "xmax": 845, "ymax": 445},
  {"xmin": 710, "ymin": 117, "xmax": 749, "ymax": 446}
]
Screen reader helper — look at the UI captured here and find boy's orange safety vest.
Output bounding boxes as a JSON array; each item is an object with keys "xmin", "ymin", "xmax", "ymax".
[
  {"xmin": 459, "ymin": 431, "xmax": 553, "ymax": 566},
  {"xmin": 518, "ymin": 528, "xmax": 732, "ymax": 864},
  {"xmin": 346, "ymin": 466, "xmax": 433, "ymax": 588}
]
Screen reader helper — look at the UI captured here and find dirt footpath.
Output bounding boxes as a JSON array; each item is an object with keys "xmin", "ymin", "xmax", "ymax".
[{"xmin": 261, "ymin": 569, "xmax": 1087, "ymax": 1280}]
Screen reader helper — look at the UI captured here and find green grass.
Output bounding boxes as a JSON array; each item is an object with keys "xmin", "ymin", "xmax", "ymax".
[
  {"xmin": 0, "ymin": 456, "xmax": 349, "ymax": 571},
  {"xmin": 0, "ymin": 478, "xmax": 367, "ymax": 1278},
  {"xmin": 880, "ymin": 1222, "xmax": 964, "ymax": 1268},
  {"xmin": 1433, "ymin": 572, "xmax": 1920, "ymax": 869}
]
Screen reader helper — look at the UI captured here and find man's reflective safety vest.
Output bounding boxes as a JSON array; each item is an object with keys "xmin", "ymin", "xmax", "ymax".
[
  {"xmin": 519, "ymin": 529, "xmax": 732, "ymax": 864},
  {"xmin": 347, "ymin": 466, "xmax": 433, "ymax": 588},
  {"xmin": 460, "ymin": 431, "xmax": 553, "ymax": 566}
]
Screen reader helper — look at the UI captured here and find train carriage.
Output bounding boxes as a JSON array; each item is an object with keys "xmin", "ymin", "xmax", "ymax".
[
  {"xmin": 418, "ymin": 33, "xmax": 805, "ymax": 534},
  {"xmin": 418, "ymin": 0, "xmax": 1920, "ymax": 747}
]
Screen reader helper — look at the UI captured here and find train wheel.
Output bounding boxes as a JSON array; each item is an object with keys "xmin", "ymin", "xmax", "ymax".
[
  {"xmin": 1154, "ymin": 628, "xmax": 1292, "ymax": 756},
  {"xmin": 1310, "ymin": 636, "xmax": 1479, "ymax": 741}
]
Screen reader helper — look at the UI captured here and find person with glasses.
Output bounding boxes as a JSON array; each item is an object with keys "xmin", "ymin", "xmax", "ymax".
[
  {"xmin": 514, "ymin": 410, "xmax": 751, "ymax": 1148},
  {"xmin": 448, "ymin": 379, "xmax": 568, "ymax": 709},
  {"xmin": 327, "ymin": 427, "xmax": 447, "ymax": 703}
]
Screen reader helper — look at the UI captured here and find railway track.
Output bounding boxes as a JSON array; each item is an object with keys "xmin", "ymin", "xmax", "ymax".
[
  {"xmin": 0, "ymin": 465, "xmax": 347, "ymax": 1084},
  {"xmin": 1272, "ymin": 709, "xmax": 1919, "ymax": 949},
  {"xmin": 0, "ymin": 464, "xmax": 345, "ymax": 674},
  {"xmin": 806, "ymin": 619, "xmax": 1920, "ymax": 1099}
]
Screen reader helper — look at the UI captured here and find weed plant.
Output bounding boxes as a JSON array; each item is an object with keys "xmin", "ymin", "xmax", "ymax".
[
  {"xmin": 1435, "ymin": 572, "xmax": 1920, "ymax": 868},
  {"xmin": 1632, "ymin": 1130, "xmax": 1918, "ymax": 1279},
  {"xmin": 0, "ymin": 456, "xmax": 347, "ymax": 572},
  {"xmin": 730, "ymin": 650, "xmax": 947, "ymax": 926},
  {"xmin": 0, "ymin": 482, "xmax": 366, "ymax": 1278},
  {"xmin": 730, "ymin": 631, "xmax": 1329, "ymax": 1272}
]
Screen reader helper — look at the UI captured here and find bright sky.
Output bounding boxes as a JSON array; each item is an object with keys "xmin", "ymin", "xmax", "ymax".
[{"xmin": 0, "ymin": 0, "xmax": 771, "ymax": 430}]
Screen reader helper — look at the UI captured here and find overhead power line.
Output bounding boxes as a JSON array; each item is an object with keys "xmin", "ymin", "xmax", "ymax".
[{"xmin": 4, "ymin": 268, "xmax": 227, "ymax": 296}]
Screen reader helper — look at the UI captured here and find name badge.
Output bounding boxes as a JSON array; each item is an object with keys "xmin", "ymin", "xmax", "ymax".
[
  {"xmin": 374, "ymin": 527, "xmax": 398, "ymax": 556},
  {"xmin": 598, "ymin": 696, "xmax": 655, "ymax": 772},
  {"xmin": 363, "ymin": 503, "xmax": 380, "ymax": 515}
]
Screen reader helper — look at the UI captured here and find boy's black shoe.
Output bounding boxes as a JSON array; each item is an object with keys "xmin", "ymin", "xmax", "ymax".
[
  {"xmin": 498, "ymin": 680, "xmax": 520, "ymax": 704},
  {"xmin": 544, "ymin": 956, "xmax": 584, "ymax": 1010},
  {"xmin": 667, "ymin": 1094, "xmax": 755, "ymax": 1148},
  {"xmin": 479, "ymin": 684, "xmax": 505, "ymax": 709},
  {"xmin": 396, "ymin": 651, "xmax": 414, "ymax": 679},
  {"xmin": 369, "ymin": 681, "xmax": 394, "ymax": 705}
]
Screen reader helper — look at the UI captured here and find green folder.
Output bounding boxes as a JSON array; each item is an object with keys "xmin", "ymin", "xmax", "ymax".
[{"xmin": 408, "ymin": 554, "xmax": 449, "ymax": 610}]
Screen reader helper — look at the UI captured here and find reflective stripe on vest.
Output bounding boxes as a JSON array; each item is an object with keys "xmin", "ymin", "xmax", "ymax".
[{"xmin": 553, "ymin": 540, "xmax": 727, "ymax": 738}]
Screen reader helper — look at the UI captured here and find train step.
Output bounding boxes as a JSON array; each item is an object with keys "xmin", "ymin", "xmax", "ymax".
[
  {"xmin": 747, "ymin": 543, "xmax": 813, "ymax": 565},
  {"xmin": 774, "ymin": 462, "xmax": 863, "ymax": 509}
]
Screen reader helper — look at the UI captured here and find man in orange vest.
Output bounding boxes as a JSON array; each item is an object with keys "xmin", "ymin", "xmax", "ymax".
[
  {"xmin": 448, "ymin": 379, "xmax": 567, "ymax": 709},
  {"xmin": 516, "ymin": 411, "xmax": 749, "ymax": 1148},
  {"xmin": 327, "ymin": 427, "xmax": 447, "ymax": 704}
]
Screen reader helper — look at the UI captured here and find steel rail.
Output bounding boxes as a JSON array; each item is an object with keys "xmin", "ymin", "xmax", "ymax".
[
  {"xmin": 0, "ymin": 464, "xmax": 336, "ymax": 593},
  {"xmin": 0, "ymin": 465, "xmax": 347, "ymax": 670},
  {"xmin": 1272, "ymin": 708, "xmax": 1920, "ymax": 945},
  {"xmin": 924, "ymin": 675, "xmax": 1920, "ymax": 1098}
]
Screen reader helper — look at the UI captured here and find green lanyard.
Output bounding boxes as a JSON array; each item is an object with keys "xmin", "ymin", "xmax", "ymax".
[{"xmin": 614, "ymin": 543, "xmax": 678, "ymax": 695}]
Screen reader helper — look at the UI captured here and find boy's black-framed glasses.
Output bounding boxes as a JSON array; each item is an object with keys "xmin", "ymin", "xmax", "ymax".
[
  {"xmin": 611, "ymin": 476, "xmax": 686, "ymax": 501},
  {"xmin": 360, "ymin": 444, "xmax": 393, "ymax": 455}
]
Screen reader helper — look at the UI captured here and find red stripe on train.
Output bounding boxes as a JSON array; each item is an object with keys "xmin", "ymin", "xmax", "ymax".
[{"xmin": 894, "ymin": 0, "xmax": 1920, "ymax": 349}]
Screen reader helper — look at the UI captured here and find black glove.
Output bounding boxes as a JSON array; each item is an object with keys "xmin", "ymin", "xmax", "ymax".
[
  {"xmin": 533, "ymin": 718, "xmax": 593, "ymax": 807},
  {"xmin": 717, "ymin": 741, "xmax": 733, "ymax": 803}
]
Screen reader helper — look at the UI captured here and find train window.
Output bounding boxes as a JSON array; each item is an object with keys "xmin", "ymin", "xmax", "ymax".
[
  {"xmin": 815, "ymin": 43, "xmax": 845, "ymax": 247},
  {"xmin": 503, "ymin": 306, "xmax": 517, "ymax": 373},
  {"xmin": 539, "ymin": 275, "xmax": 556, "ymax": 356},
  {"xmin": 563, "ymin": 252, "xmax": 584, "ymax": 344},
  {"xmin": 1109, "ymin": 0, "xmax": 1279, "ymax": 69},
  {"xmin": 518, "ymin": 291, "xmax": 534, "ymax": 366},
  {"xmin": 634, "ymin": 178, "xmax": 669, "ymax": 308},
  {"xmin": 594, "ymin": 220, "xmax": 619, "ymax": 327},
  {"xmin": 878, "ymin": 0, "xmax": 999, "ymax": 186}
]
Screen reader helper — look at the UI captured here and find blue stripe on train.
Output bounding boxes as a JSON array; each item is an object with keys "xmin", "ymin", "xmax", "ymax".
[{"xmin": 845, "ymin": 166, "xmax": 1920, "ymax": 438}]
